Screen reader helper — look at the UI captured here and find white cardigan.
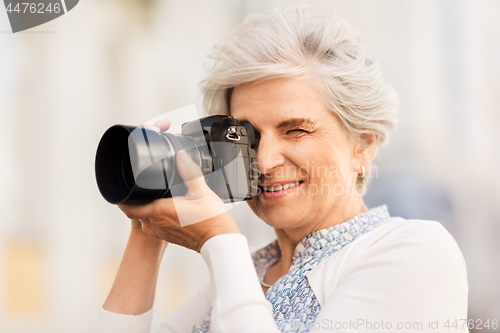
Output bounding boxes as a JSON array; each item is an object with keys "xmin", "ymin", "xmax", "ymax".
[{"xmin": 90, "ymin": 216, "xmax": 469, "ymax": 333}]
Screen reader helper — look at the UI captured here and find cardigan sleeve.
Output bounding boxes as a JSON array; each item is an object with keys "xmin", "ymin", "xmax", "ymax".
[
  {"xmin": 308, "ymin": 221, "xmax": 469, "ymax": 332},
  {"xmin": 199, "ymin": 233, "xmax": 280, "ymax": 333},
  {"xmin": 89, "ymin": 304, "xmax": 155, "ymax": 333},
  {"xmin": 158, "ymin": 233, "xmax": 279, "ymax": 332}
]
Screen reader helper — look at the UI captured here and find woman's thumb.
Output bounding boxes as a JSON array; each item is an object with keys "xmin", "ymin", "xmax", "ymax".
[{"xmin": 175, "ymin": 150, "xmax": 207, "ymax": 195}]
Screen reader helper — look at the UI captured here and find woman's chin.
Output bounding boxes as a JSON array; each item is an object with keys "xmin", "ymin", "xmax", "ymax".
[
  {"xmin": 261, "ymin": 211, "xmax": 305, "ymax": 229},
  {"xmin": 265, "ymin": 221, "xmax": 291, "ymax": 230},
  {"xmin": 247, "ymin": 192, "xmax": 309, "ymax": 229}
]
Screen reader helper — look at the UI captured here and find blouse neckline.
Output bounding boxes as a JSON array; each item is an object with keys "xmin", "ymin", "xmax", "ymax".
[
  {"xmin": 292, "ymin": 204, "xmax": 391, "ymax": 261},
  {"xmin": 252, "ymin": 205, "xmax": 391, "ymax": 281}
]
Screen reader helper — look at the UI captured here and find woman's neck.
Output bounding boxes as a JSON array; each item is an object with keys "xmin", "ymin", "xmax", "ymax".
[{"xmin": 272, "ymin": 198, "xmax": 368, "ymax": 276}]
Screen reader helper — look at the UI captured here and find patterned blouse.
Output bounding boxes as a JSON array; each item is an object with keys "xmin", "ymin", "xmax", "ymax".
[{"xmin": 192, "ymin": 205, "xmax": 391, "ymax": 333}]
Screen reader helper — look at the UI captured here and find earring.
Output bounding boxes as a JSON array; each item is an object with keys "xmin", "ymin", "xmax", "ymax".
[{"xmin": 358, "ymin": 166, "xmax": 365, "ymax": 178}]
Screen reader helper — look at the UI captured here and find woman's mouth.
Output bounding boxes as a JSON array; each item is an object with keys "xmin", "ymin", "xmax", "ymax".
[{"xmin": 258, "ymin": 181, "xmax": 304, "ymax": 200}]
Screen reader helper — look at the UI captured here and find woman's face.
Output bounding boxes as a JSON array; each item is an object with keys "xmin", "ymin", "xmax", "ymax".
[{"xmin": 231, "ymin": 77, "xmax": 371, "ymax": 233}]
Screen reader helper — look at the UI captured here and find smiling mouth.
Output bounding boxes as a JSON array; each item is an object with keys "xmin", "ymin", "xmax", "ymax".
[{"xmin": 258, "ymin": 181, "xmax": 304, "ymax": 193}]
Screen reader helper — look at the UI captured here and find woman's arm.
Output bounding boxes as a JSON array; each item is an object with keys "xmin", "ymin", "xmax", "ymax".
[
  {"xmin": 90, "ymin": 221, "xmax": 167, "ymax": 333},
  {"xmin": 92, "ymin": 230, "xmax": 280, "ymax": 333},
  {"xmin": 103, "ymin": 220, "xmax": 167, "ymax": 315},
  {"xmin": 92, "ymin": 119, "xmax": 246, "ymax": 332}
]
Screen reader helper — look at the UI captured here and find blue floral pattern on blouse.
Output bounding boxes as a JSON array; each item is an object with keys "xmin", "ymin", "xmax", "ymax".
[{"xmin": 192, "ymin": 205, "xmax": 391, "ymax": 333}]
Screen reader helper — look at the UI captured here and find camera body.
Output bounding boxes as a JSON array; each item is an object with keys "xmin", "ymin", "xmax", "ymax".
[
  {"xmin": 181, "ymin": 115, "xmax": 259, "ymax": 202},
  {"xmin": 95, "ymin": 115, "xmax": 259, "ymax": 205}
]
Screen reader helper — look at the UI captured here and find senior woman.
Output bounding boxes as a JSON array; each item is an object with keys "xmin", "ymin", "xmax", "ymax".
[{"xmin": 91, "ymin": 6, "xmax": 468, "ymax": 333}]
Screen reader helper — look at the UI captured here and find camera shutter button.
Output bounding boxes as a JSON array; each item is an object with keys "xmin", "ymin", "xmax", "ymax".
[{"xmin": 223, "ymin": 118, "xmax": 239, "ymax": 126}]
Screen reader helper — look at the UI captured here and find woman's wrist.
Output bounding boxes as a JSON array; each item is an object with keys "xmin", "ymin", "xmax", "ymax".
[
  {"xmin": 195, "ymin": 211, "xmax": 240, "ymax": 252},
  {"xmin": 130, "ymin": 220, "xmax": 168, "ymax": 251},
  {"xmin": 129, "ymin": 230, "xmax": 168, "ymax": 255},
  {"xmin": 103, "ymin": 224, "xmax": 168, "ymax": 315}
]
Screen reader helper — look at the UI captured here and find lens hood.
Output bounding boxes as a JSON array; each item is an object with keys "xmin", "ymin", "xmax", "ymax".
[{"xmin": 95, "ymin": 125, "xmax": 175, "ymax": 205}]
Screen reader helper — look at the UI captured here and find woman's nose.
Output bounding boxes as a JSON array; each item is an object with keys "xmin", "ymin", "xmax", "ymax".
[{"xmin": 255, "ymin": 137, "xmax": 286, "ymax": 176}]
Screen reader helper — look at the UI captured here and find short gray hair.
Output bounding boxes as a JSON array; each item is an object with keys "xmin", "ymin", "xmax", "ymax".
[{"xmin": 199, "ymin": 5, "xmax": 399, "ymax": 187}]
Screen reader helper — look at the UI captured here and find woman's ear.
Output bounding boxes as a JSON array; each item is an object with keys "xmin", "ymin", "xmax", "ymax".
[{"xmin": 353, "ymin": 133, "xmax": 378, "ymax": 174}]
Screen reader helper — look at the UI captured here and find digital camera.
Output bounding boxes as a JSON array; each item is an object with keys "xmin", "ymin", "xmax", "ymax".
[{"xmin": 95, "ymin": 115, "xmax": 259, "ymax": 205}]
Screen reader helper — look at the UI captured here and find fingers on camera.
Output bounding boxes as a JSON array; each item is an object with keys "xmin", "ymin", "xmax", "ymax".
[
  {"xmin": 153, "ymin": 119, "xmax": 171, "ymax": 131},
  {"xmin": 141, "ymin": 124, "xmax": 161, "ymax": 132}
]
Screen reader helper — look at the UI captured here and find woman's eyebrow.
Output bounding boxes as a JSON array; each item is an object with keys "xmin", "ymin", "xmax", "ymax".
[
  {"xmin": 234, "ymin": 117, "xmax": 313, "ymax": 131},
  {"xmin": 276, "ymin": 118, "xmax": 313, "ymax": 129}
]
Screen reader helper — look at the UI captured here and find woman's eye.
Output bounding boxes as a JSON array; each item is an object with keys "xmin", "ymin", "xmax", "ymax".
[{"xmin": 286, "ymin": 129, "xmax": 307, "ymax": 134}]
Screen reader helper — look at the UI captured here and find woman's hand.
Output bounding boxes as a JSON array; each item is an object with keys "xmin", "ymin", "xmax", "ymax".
[{"xmin": 119, "ymin": 119, "xmax": 240, "ymax": 253}]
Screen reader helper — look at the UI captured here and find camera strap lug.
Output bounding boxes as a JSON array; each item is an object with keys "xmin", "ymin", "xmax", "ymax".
[{"xmin": 225, "ymin": 127, "xmax": 241, "ymax": 141}]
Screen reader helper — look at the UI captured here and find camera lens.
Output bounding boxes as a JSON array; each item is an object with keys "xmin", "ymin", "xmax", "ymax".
[
  {"xmin": 121, "ymin": 150, "xmax": 135, "ymax": 191},
  {"xmin": 95, "ymin": 125, "xmax": 209, "ymax": 205},
  {"xmin": 95, "ymin": 116, "xmax": 258, "ymax": 206}
]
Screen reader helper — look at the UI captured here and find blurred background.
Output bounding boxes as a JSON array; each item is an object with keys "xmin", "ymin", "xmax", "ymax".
[{"xmin": 0, "ymin": 0, "xmax": 499, "ymax": 332}]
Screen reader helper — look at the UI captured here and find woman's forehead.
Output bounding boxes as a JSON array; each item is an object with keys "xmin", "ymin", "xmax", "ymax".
[{"xmin": 230, "ymin": 77, "xmax": 324, "ymax": 123}]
